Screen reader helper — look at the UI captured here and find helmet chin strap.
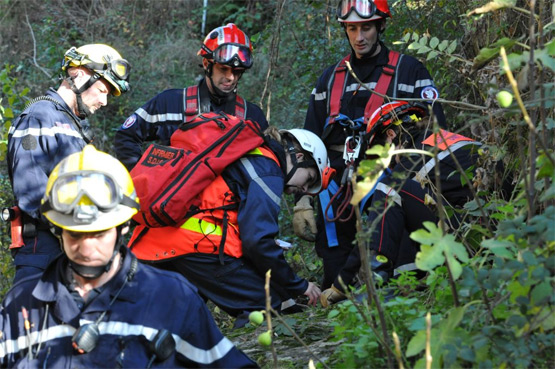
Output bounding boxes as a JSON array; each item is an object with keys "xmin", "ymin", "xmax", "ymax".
[
  {"xmin": 65, "ymin": 72, "xmax": 100, "ymax": 118},
  {"xmin": 67, "ymin": 226, "xmax": 124, "ymax": 280}
]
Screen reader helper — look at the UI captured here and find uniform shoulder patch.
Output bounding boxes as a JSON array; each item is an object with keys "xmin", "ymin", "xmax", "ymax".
[
  {"xmin": 421, "ymin": 86, "xmax": 439, "ymax": 101},
  {"xmin": 121, "ymin": 115, "xmax": 137, "ymax": 129}
]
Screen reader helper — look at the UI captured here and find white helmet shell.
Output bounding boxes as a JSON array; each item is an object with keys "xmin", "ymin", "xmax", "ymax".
[{"xmin": 281, "ymin": 128, "xmax": 329, "ymax": 194}]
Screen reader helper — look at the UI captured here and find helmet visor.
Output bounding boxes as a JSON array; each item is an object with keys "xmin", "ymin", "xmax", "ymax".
[
  {"xmin": 50, "ymin": 171, "xmax": 120, "ymax": 214},
  {"xmin": 337, "ymin": 0, "xmax": 377, "ymax": 20},
  {"xmin": 213, "ymin": 43, "xmax": 253, "ymax": 68}
]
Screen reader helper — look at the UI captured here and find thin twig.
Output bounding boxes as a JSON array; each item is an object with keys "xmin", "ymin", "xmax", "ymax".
[
  {"xmin": 24, "ymin": 13, "xmax": 52, "ymax": 79},
  {"xmin": 425, "ymin": 312, "xmax": 433, "ymax": 369},
  {"xmin": 500, "ymin": 47, "xmax": 554, "ymax": 167},
  {"xmin": 392, "ymin": 332, "xmax": 405, "ymax": 369},
  {"xmin": 354, "ymin": 204, "xmax": 395, "ymax": 368},
  {"xmin": 264, "ymin": 270, "xmax": 278, "ymax": 367}
]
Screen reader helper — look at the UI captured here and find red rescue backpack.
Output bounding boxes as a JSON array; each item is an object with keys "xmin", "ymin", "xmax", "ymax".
[{"xmin": 130, "ymin": 112, "xmax": 265, "ymax": 227}]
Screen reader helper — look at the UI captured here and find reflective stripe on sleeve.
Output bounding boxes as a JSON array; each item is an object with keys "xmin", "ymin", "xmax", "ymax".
[
  {"xmin": 135, "ymin": 107, "xmax": 183, "ymax": 123},
  {"xmin": 239, "ymin": 157, "xmax": 281, "ymax": 207},
  {"xmin": 0, "ymin": 320, "xmax": 235, "ymax": 365},
  {"xmin": 8, "ymin": 125, "xmax": 82, "ymax": 139}
]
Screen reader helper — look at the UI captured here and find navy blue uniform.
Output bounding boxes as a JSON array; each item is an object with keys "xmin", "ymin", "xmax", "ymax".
[
  {"xmin": 156, "ymin": 139, "xmax": 308, "ymax": 321},
  {"xmin": 0, "ymin": 247, "xmax": 258, "ymax": 368},
  {"xmin": 114, "ymin": 79, "xmax": 268, "ymax": 170},
  {"xmin": 304, "ymin": 43, "xmax": 446, "ymax": 289},
  {"xmin": 7, "ymin": 88, "xmax": 91, "ymax": 282},
  {"xmin": 335, "ymin": 132, "xmax": 481, "ymax": 288}
]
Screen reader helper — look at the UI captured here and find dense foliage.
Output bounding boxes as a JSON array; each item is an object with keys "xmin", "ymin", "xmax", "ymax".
[{"xmin": 1, "ymin": 0, "xmax": 553, "ymax": 368}]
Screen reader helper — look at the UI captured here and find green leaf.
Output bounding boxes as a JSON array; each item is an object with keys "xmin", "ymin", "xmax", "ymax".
[
  {"xmin": 419, "ymin": 36, "xmax": 428, "ymax": 46},
  {"xmin": 403, "ymin": 33, "xmax": 411, "ymax": 42},
  {"xmin": 438, "ymin": 40, "xmax": 449, "ymax": 52},
  {"xmin": 406, "ymin": 330, "xmax": 426, "ymax": 357},
  {"xmin": 531, "ymin": 281, "xmax": 552, "ymax": 305},
  {"xmin": 417, "ymin": 45, "xmax": 431, "ymax": 54},
  {"xmin": 412, "ymin": 222, "xmax": 469, "ymax": 279},
  {"xmin": 408, "ymin": 42, "xmax": 421, "ymax": 50},
  {"xmin": 481, "ymin": 239, "xmax": 516, "ymax": 258},
  {"xmin": 427, "ymin": 50, "xmax": 439, "ymax": 61},
  {"xmin": 446, "ymin": 40, "xmax": 457, "ymax": 54},
  {"xmin": 429, "ymin": 37, "xmax": 440, "ymax": 49}
]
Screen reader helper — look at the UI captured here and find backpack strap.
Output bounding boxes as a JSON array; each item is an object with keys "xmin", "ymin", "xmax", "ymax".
[
  {"xmin": 363, "ymin": 50, "xmax": 400, "ymax": 123},
  {"xmin": 184, "ymin": 85, "xmax": 200, "ymax": 123},
  {"xmin": 234, "ymin": 94, "xmax": 246, "ymax": 119},
  {"xmin": 327, "ymin": 54, "xmax": 351, "ymax": 125},
  {"xmin": 326, "ymin": 50, "xmax": 401, "ymax": 126},
  {"xmin": 184, "ymin": 84, "xmax": 247, "ymax": 121}
]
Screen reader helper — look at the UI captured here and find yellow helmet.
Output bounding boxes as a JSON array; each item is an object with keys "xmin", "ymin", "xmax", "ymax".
[
  {"xmin": 41, "ymin": 145, "xmax": 139, "ymax": 232},
  {"xmin": 61, "ymin": 44, "xmax": 130, "ymax": 96}
]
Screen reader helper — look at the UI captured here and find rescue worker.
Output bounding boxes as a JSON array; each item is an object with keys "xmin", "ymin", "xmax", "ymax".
[
  {"xmin": 7, "ymin": 44, "xmax": 131, "ymax": 283},
  {"xmin": 294, "ymin": 0, "xmax": 447, "ymax": 290},
  {"xmin": 0, "ymin": 145, "xmax": 258, "ymax": 368},
  {"xmin": 114, "ymin": 23, "xmax": 268, "ymax": 171},
  {"xmin": 128, "ymin": 128, "xmax": 333, "ymax": 327},
  {"xmin": 320, "ymin": 101, "xmax": 481, "ymax": 306}
]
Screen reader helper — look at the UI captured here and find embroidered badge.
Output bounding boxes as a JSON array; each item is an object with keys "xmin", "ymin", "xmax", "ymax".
[
  {"xmin": 121, "ymin": 115, "xmax": 137, "ymax": 129},
  {"xmin": 421, "ymin": 86, "xmax": 439, "ymax": 101}
]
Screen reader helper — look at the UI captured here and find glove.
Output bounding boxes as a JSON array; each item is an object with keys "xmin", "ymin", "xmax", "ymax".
[
  {"xmin": 293, "ymin": 195, "xmax": 317, "ymax": 242},
  {"xmin": 320, "ymin": 285, "xmax": 346, "ymax": 308}
]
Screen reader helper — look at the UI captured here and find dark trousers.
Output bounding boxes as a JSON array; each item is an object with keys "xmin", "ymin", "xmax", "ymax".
[{"xmin": 154, "ymin": 253, "xmax": 288, "ymax": 318}]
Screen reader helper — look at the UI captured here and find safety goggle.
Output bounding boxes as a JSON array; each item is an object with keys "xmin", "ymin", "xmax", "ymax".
[
  {"xmin": 336, "ymin": 0, "xmax": 378, "ymax": 20},
  {"xmin": 213, "ymin": 43, "xmax": 253, "ymax": 69},
  {"xmin": 100, "ymin": 56, "xmax": 131, "ymax": 94},
  {"xmin": 48, "ymin": 171, "xmax": 121, "ymax": 215}
]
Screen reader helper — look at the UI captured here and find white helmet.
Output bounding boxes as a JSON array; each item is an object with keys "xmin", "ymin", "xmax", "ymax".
[{"xmin": 281, "ymin": 128, "xmax": 331, "ymax": 194}]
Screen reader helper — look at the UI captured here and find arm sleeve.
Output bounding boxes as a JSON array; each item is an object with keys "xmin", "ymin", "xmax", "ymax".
[
  {"xmin": 235, "ymin": 157, "xmax": 309, "ymax": 297},
  {"xmin": 400, "ymin": 57, "xmax": 446, "ymax": 128},
  {"xmin": 8, "ymin": 114, "xmax": 61, "ymax": 218},
  {"xmin": 177, "ymin": 288, "xmax": 259, "ymax": 368},
  {"xmin": 114, "ymin": 90, "xmax": 182, "ymax": 170},
  {"xmin": 303, "ymin": 67, "xmax": 334, "ymax": 136}
]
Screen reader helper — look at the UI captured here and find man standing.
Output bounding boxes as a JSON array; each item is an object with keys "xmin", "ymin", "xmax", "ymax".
[
  {"xmin": 0, "ymin": 145, "xmax": 258, "ymax": 368},
  {"xmin": 294, "ymin": 0, "xmax": 446, "ymax": 289},
  {"xmin": 7, "ymin": 44, "xmax": 130, "ymax": 283},
  {"xmin": 114, "ymin": 23, "xmax": 268, "ymax": 171}
]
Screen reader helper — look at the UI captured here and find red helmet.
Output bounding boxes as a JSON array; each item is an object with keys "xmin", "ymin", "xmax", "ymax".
[
  {"xmin": 366, "ymin": 101, "xmax": 428, "ymax": 143},
  {"xmin": 337, "ymin": 0, "xmax": 391, "ymax": 23},
  {"xmin": 198, "ymin": 23, "xmax": 253, "ymax": 69}
]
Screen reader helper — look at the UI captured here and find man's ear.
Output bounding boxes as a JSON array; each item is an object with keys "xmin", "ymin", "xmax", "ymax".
[
  {"xmin": 202, "ymin": 58, "xmax": 210, "ymax": 69},
  {"xmin": 295, "ymin": 152, "xmax": 305, "ymax": 161},
  {"xmin": 379, "ymin": 19, "xmax": 387, "ymax": 33}
]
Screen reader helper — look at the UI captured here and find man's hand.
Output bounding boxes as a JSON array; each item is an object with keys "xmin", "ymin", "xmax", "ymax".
[
  {"xmin": 293, "ymin": 195, "xmax": 317, "ymax": 241},
  {"xmin": 320, "ymin": 285, "xmax": 346, "ymax": 308},
  {"xmin": 303, "ymin": 282, "xmax": 321, "ymax": 306}
]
